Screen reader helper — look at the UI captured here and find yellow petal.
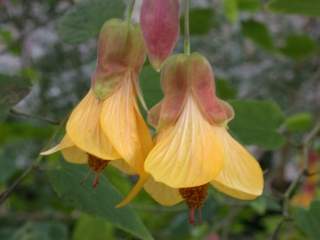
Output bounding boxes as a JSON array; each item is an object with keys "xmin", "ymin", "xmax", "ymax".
[
  {"xmin": 144, "ymin": 96, "xmax": 224, "ymax": 188},
  {"xmin": 110, "ymin": 160, "xmax": 136, "ymax": 175},
  {"xmin": 116, "ymin": 173, "xmax": 149, "ymax": 208},
  {"xmin": 144, "ymin": 177, "xmax": 183, "ymax": 206},
  {"xmin": 41, "ymin": 135, "xmax": 88, "ymax": 164},
  {"xmin": 211, "ymin": 128, "xmax": 263, "ymax": 200},
  {"xmin": 66, "ymin": 90, "xmax": 120, "ymax": 160},
  {"xmin": 100, "ymin": 72, "xmax": 153, "ymax": 173}
]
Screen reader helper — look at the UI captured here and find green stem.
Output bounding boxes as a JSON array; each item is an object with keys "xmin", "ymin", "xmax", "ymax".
[
  {"xmin": 127, "ymin": 0, "xmax": 136, "ymax": 24},
  {"xmin": 184, "ymin": 0, "xmax": 191, "ymax": 55}
]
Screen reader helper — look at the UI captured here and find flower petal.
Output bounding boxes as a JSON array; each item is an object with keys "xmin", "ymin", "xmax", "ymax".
[
  {"xmin": 144, "ymin": 177, "xmax": 183, "ymax": 206},
  {"xmin": 211, "ymin": 128, "xmax": 264, "ymax": 200},
  {"xmin": 145, "ymin": 97, "xmax": 224, "ymax": 188},
  {"xmin": 100, "ymin": 73, "xmax": 153, "ymax": 173},
  {"xmin": 41, "ymin": 135, "xmax": 88, "ymax": 164},
  {"xmin": 110, "ymin": 160, "xmax": 136, "ymax": 175},
  {"xmin": 66, "ymin": 90, "xmax": 120, "ymax": 160}
]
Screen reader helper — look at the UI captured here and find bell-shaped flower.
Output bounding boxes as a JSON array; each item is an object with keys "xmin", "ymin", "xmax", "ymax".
[
  {"xmin": 127, "ymin": 53, "xmax": 263, "ymax": 223},
  {"xmin": 41, "ymin": 19, "xmax": 153, "ymax": 190},
  {"xmin": 140, "ymin": 0, "xmax": 180, "ymax": 71}
]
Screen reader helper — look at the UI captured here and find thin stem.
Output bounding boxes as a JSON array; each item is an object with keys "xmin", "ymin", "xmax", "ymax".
[
  {"xmin": 10, "ymin": 108, "xmax": 60, "ymax": 125},
  {"xmin": 184, "ymin": 0, "xmax": 191, "ymax": 55},
  {"xmin": 270, "ymin": 121, "xmax": 320, "ymax": 239},
  {"xmin": 0, "ymin": 116, "xmax": 67, "ymax": 205},
  {"xmin": 127, "ymin": 0, "xmax": 136, "ymax": 24}
]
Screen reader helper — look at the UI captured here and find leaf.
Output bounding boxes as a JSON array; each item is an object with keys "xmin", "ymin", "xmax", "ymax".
[
  {"xmin": 223, "ymin": 0, "xmax": 238, "ymax": 23},
  {"xmin": 241, "ymin": 20, "xmax": 274, "ymax": 50},
  {"xmin": 216, "ymin": 79, "xmax": 237, "ymax": 100},
  {"xmin": 73, "ymin": 214, "xmax": 114, "ymax": 240},
  {"xmin": 180, "ymin": 8, "xmax": 215, "ymax": 35},
  {"xmin": 229, "ymin": 100, "xmax": 285, "ymax": 149},
  {"xmin": 237, "ymin": 0, "xmax": 261, "ymax": 12},
  {"xmin": 0, "ymin": 123, "xmax": 53, "ymax": 144},
  {"xmin": 285, "ymin": 112, "xmax": 313, "ymax": 133},
  {"xmin": 11, "ymin": 222, "xmax": 68, "ymax": 240},
  {"xmin": 0, "ymin": 74, "xmax": 31, "ymax": 122},
  {"xmin": 279, "ymin": 34, "xmax": 317, "ymax": 60},
  {"xmin": 268, "ymin": 0, "xmax": 320, "ymax": 17},
  {"xmin": 57, "ymin": 0, "xmax": 126, "ymax": 44},
  {"xmin": 140, "ymin": 65, "xmax": 162, "ymax": 108},
  {"xmin": 293, "ymin": 201, "xmax": 320, "ymax": 240},
  {"xmin": 47, "ymin": 161, "xmax": 153, "ymax": 240}
]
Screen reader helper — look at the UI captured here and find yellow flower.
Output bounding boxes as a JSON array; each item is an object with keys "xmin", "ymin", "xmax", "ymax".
[
  {"xmin": 41, "ymin": 19, "xmax": 153, "ymax": 191},
  {"xmin": 123, "ymin": 53, "xmax": 264, "ymax": 222}
]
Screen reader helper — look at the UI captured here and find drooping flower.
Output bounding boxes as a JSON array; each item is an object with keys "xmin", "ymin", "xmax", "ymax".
[
  {"xmin": 140, "ymin": 0, "xmax": 180, "ymax": 71},
  {"xmin": 41, "ymin": 19, "xmax": 153, "ymax": 191},
  {"xmin": 130, "ymin": 53, "xmax": 264, "ymax": 223}
]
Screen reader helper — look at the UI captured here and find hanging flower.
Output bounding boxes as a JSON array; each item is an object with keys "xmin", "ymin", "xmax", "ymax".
[
  {"xmin": 140, "ymin": 0, "xmax": 180, "ymax": 71},
  {"xmin": 124, "ymin": 53, "xmax": 264, "ymax": 223},
  {"xmin": 41, "ymin": 19, "xmax": 153, "ymax": 189}
]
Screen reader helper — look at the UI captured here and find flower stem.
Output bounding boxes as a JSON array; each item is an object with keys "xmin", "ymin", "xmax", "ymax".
[
  {"xmin": 127, "ymin": 0, "xmax": 136, "ymax": 24},
  {"xmin": 184, "ymin": 0, "xmax": 191, "ymax": 55}
]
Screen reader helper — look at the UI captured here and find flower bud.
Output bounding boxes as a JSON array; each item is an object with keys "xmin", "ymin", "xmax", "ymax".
[
  {"xmin": 92, "ymin": 19, "xmax": 146, "ymax": 100},
  {"xmin": 140, "ymin": 0, "xmax": 180, "ymax": 71}
]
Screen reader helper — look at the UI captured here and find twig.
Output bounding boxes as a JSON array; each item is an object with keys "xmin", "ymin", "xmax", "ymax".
[
  {"xmin": 10, "ymin": 108, "xmax": 60, "ymax": 125},
  {"xmin": 0, "ymin": 117, "xmax": 67, "ymax": 205},
  {"xmin": 270, "ymin": 121, "xmax": 320, "ymax": 239}
]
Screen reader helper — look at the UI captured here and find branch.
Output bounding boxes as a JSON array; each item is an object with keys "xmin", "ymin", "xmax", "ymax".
[
  {"xmin": 0, "ymin": 117, "xmax": 67, "ymax": 205},
  {"xmin": 10, "ymin": 108, "xmax": 60, "ymax": 125},
  {"xmin": 270, "ymin": 121, "xmax": 320, "ymax": 239}
]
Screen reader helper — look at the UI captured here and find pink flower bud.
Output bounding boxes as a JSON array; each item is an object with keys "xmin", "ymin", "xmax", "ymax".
[{"xmin": 140, "ymin": 0, "xmax": 180, "ymax": 71}]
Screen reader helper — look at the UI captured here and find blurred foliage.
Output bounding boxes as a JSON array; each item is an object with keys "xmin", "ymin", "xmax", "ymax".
[{"xmin": 0, "ymin": 0, "xmax": 320, "ymax": 239}]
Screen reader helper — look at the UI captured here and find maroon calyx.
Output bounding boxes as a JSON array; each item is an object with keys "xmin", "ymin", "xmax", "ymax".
[
  {"xmin": 179, "ymin": 184, "xmax": 209, "ymax": 225},
  {"xmin": 87, "ymin": 155, "xmax": 110, "ymax": 188}
]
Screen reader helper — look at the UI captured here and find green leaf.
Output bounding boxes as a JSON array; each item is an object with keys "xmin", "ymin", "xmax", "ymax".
[
  {"xmin": 216, "ymin": 79, "xmax": 237, "ymax": 100},
  {"xmin": 237, "ymin": 0, "xmax": 261, "ymax": 12},
  {"xmin": 268, "ymin": 0, "xmax": 320, "ymax": 17},
  {"xmin": 229, "ymin": 100, "xmax": 285, "ymax": 149},
  {"xmin": 11, "ymin": 222, "xmax": 68, "ymax": 240},
  {"xmin": 279, "ymin": 34, "xmax": 317, "ymax": 60},
  {"xmin": 181, "ymin": 8, "xmax": 215, "ymax": 35},
  {"xmin": 285, "ymin": 112, "xmax": 313, "ymax": 133},
  {"xmin": 73, "ymin": 214, "xmax": 114, "ymax": 240},
  {"xmin": 48, "ymin": 161, "xmax": 153, "ymax": 240},
  {"xmin": 0, "ymin": 74, "xmax": 31, "ymax": 122},
  {"xmin": 250, "ymin": 196, "xmax": 267, "ymax": 214},
  {"xmin": 57, "ymin": 0, "xmax": 126, "ymax": 44},
  {"xmin": 241, "ymin": 20, "xmax": 274, "ymax": 50},
  {"xmin": 223, "ymin": 0, "xmax": 239, "ymax": 22},
  {"xmin": 140, "ymin": 66, "xmax": 162, "ymax": 108},
  {"xmin": 0, "ymin": 123, "xmax": 53, "ymax": 144},
  {"xmin": 293, "ymin": 201, "xmax": 320, "ymax": 240}
]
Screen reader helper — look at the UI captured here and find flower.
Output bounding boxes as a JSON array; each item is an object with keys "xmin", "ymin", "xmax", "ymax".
[
  {"xmin": 128, "ymin": 53, "xmax": 264, "ymax": 223},
  {"xmin": 41, "ymin": 19, "xmax": 153, "ymax": 192},
  {"xmin": 140, "ymin": 0, "xmax": 180, "ymax": 71}
]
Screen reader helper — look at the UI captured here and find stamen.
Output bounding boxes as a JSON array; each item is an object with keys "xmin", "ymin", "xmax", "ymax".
[
  {"xmin": 179, "ymin": 184, "xmax": 209, "ymax": 225},
  {"xmin": 87, "ymin": 155, "xmax": 110, "ymax": 188}
]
